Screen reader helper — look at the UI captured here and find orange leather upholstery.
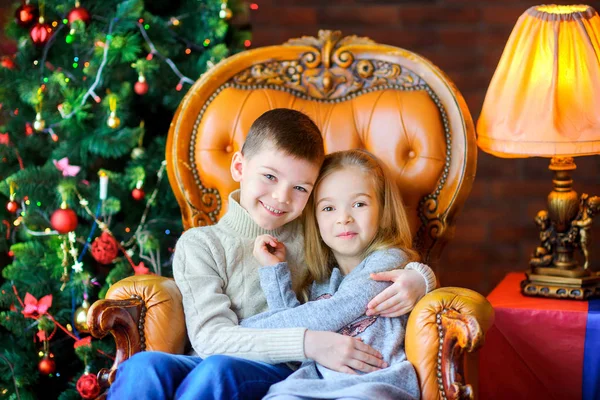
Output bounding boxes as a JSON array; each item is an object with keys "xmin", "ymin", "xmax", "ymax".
[
  {"xmin": 106, "ymin": 275, "xmax": 186, "ymax": 354},
  {"xmin": 406, "ymin": 287, "xmax": 495, "ymax": 399}
]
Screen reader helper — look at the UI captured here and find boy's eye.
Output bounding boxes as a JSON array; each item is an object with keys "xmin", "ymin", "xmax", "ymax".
[
  {"xmin": 294, "ymin": 186, "xmax": 308, "ymax": 193},
  {"xmin": 264, "ymin": 174, "xmax": 276, "ymax": 181},
  {"xmin": 321, "ymin": 206, "xmax": 334, "ymax": 212}
]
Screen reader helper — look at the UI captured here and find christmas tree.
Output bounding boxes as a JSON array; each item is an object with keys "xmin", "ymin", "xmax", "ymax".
[{"xmin": 0, "ymin": 0, "xmax": 250, "ymax": 398}]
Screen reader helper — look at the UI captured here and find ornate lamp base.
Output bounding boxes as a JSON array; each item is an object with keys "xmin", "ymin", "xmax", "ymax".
[
  {"xmin": 523, "ymin": 157, "xmax": 600, "ymax": 301},
  {"xmin": 521, "ymin": 271, "xmax": 600, "ymax": 300}
]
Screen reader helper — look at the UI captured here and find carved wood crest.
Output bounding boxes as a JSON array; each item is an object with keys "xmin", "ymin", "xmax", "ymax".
[{"xmin": 233, "ymin": 30, "xmax": 425, "ymax": 98}]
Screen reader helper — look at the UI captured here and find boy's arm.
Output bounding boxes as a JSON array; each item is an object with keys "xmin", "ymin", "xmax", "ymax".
[
  {"xmin": 173, "ymin": 232, "xmax": 307, "ymax": 364},
  {"xmin": 240, "ymin": 250, "xmax": 406, "ymax": 331},
  {"xmin": 366, "ymin": 262, "xmax": 437, "ymax": 317},
  {"xmin": 258, "ymin": 262, "xmax": 302, "ymax": 310},
  {"xmin": 405, "ymin": 262, "xmax": 437, "ymax": 293}
]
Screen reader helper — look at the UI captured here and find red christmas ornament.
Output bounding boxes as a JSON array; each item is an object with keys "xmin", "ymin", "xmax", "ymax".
[
  {"xmin": 76, "ymin": 373, "xmax": 101, "ymax": 399},
  {"xmin": 38, "ymin": 355, "xmax": 56, "ymax": 375},
  {"xmin": 1, "ymin": 56, "xmax": 15, "ymax": 70},
  {"xmin": 134, "ymin": 78, "xmax": 149, "ymax": 95},
  {"xmin": 30, "ymin": 22, "xmax": 52, "ymax": 47},
  {"xmin": 91, "ymin": 231, "xmax": 119, "ymax": 265},
  {"xmin": 14, "ymin": 4, "xmax": 39, "ymax": 28},
  {"xmin": 67, "ymin": 6, "xmax": 91, "ymax": 25},
  {"xmin": 25, "ymin": 122, "xmax": 34, "ymax": 136},
  {"xmin": 50, "ymin": 207, "xmax": 78, "ymax": 234},
  {"xmin": 6, "ymin": 200, "xmax": 18, "ymax": 213},
  {"xmin": 131, "ymin": 187, "xmax": 145, "ymax": 201}
]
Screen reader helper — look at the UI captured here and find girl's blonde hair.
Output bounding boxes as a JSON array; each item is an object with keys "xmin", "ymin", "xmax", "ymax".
[{"xmin": 300, "ymin": 149, "xmax": 419, "ymax": 299}]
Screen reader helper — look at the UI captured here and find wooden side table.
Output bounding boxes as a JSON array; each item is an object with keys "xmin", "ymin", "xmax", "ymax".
[{"xmin": 478, "ymin": 273, "xmax": 600, "ymax": 400}]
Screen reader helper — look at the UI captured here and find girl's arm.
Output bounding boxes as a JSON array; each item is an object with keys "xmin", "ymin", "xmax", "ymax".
[
  {"xmin": 240, "ymin": 249, "xmax": 407, "ymax": 332},
  {"xmin": 253, "ymin": 235, "xmax": 301, "ymax": 309},
  {"xmin": 258, "ymin": 262, "xmax": 302, "ymax": 310},
  {"xmin": 173, "ymin": 231, "xmax": 306, "ymax": 364}
]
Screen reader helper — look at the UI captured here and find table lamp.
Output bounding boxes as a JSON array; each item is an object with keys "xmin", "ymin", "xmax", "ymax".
[{"xmin": 477, "ymin": 4, "xmax": 600, "ymax": 300}]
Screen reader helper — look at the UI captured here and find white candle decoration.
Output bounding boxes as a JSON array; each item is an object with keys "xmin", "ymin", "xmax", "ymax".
[{"xmin": 99, "ymin": 174, "xmax": 109, "ymax": 200}]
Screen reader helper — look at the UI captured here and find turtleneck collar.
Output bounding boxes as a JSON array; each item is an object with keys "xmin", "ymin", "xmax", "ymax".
[{"xmin": 219, "ymin": 190, "xmax": 299, "ymax": 241}]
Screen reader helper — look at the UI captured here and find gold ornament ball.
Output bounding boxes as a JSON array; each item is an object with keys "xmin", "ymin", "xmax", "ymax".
[
  {"xmin": 34, "ymin": 113, "xmax": 45, "ymax": 132},
  {"xmin": 107, "ymin": 111, "xmax": 121, "ymax": 129},
  {"xmin": 219, "ymin": 7, "xmax": 232, "ymax": 20},
  {"xmin": 74, "ymin": 300, "xmax": 90, "ymax": 333}
]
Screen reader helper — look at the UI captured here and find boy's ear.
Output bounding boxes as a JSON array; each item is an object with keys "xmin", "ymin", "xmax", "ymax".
[{"xmin": 230, "ymin": 151, "xmax": 244, "ymax": 182}]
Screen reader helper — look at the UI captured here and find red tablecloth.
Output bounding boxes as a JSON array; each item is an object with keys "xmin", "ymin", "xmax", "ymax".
[{"xmin": 478, "ymin": 272, "xmax": 590, "ymax": 400}]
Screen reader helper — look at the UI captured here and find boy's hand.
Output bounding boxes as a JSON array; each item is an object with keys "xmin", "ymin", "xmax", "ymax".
[
  {"xmin": 304, "ymin": 330, "xmax": 387, "ymax": 374},
  {"xmin": 365, "ymin": 269, "xmax": 426, "ymax": 317},
  {"xmin": 253, "ymin": 234, "xmax": 286, "ymax": 266}
]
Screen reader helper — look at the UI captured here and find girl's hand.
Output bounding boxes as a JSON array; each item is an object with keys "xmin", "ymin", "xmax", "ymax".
[
  {"xmin": 304, "ymin": 330, "xmax": 387, "ymax": 374},
  {"xmin": 253, "ymin": 234, "xmax": 286, "ymax": 266},
  {"xmin": 365, "ymin": 269, "xmax": 426, "ymax": 317}
]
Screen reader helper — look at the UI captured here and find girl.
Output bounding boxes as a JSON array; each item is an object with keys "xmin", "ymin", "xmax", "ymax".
[{"xmin": 241, "ymin": 149, "xmax": 436, "ymax": 400}]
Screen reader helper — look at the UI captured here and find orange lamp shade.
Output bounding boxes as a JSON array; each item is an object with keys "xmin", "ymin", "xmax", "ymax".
[{"xmin": 477, "ymin": 5, "xmax": 600, "ymax": 158}]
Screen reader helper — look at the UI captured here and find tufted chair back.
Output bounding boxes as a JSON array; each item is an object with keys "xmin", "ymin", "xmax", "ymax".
[{"xmin": 166, "ymin": 30, "xmax": 476, "ymax": 263}]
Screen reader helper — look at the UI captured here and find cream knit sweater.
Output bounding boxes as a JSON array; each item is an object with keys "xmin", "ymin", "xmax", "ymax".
[{"xmin": 173, "ymin": 191, "xmax": 309, "ymax": 364}]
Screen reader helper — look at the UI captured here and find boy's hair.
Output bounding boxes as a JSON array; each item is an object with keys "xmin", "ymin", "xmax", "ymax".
[
  {"xmin": 301, "ymin": 149, "xmax": 420, "ymax": 295},
  {"xmin": 241, "ymin": 109, "xmax": 324, "ymax": 165}
]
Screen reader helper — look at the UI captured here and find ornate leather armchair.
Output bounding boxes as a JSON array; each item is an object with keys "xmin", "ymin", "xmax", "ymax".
[{"xmin": 88, "ymin": 30, "xmax": 494, "ymax": 400}]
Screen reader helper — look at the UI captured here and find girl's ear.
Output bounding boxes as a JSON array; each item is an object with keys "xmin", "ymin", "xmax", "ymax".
[{"xmin": 230, "ymin": 151, "xmax": 244, "ymax": 182}]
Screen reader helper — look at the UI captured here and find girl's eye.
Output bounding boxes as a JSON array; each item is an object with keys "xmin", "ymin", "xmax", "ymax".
[
  {"xmin": 294, "ymin": 186, "xmax": 308, "ymax": 193},
  {"xmin": 321, "ymin": 206, "xmax": 334, "ymax": 212},
  {"xmin": 264, "ymin": 174, "xmax": 276, "ymax": 181},
  {"xmin": 353, "ymin": 202, "xmax": 367, "ymax": 208}
]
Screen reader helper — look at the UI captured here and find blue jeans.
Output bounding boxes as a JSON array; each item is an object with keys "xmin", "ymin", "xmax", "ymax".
[{"xmin": 107, "ymin": 352, "xmax": 293, "ymax": 400}]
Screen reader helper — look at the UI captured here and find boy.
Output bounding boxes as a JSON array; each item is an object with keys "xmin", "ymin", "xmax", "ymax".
[{"xmin": 108, "ymin": 109, "xmax": 435, "ymax": 400}]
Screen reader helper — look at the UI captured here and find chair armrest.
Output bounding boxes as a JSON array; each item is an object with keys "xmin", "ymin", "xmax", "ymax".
[
  {"xmin": 88, "ymin": 296, "xmax": 144, "ymax": 389},
  {"xmin": 87, "ymin": 275, "xmax": 187, "ymax": 391},
  {"xmin": 406, "ymin": 287, "xmax": 494, "ymax": 400}
]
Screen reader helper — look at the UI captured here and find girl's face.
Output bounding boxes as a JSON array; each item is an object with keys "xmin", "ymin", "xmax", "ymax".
[{"xmin": 314, "ymin": 166, "xmax": 381, "ymax": 272}]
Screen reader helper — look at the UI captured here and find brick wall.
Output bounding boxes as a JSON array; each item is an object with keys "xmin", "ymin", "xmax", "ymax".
[{"xmin": 250, "ymin": 0, "xmax": 600, "ymax": 295}]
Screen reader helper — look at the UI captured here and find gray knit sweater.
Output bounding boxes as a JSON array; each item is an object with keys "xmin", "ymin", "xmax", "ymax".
[{"xmin": 241, "ymin": 249, "xmax": 421, "ymax": 400}]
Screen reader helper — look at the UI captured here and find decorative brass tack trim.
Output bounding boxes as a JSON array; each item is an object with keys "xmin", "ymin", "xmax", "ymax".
[
  {"xmin": 436, "ymin": 309, "xmax": 448, "ymax": 400},
  {"xmin": 131, "ymin": 294, "xmax": 147, "ymax": 351}
]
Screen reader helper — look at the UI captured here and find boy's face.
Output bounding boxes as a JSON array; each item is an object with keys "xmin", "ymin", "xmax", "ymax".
[{"xmin": 231, "ymin": 145, "xmax": 321, "ymax": 230}]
